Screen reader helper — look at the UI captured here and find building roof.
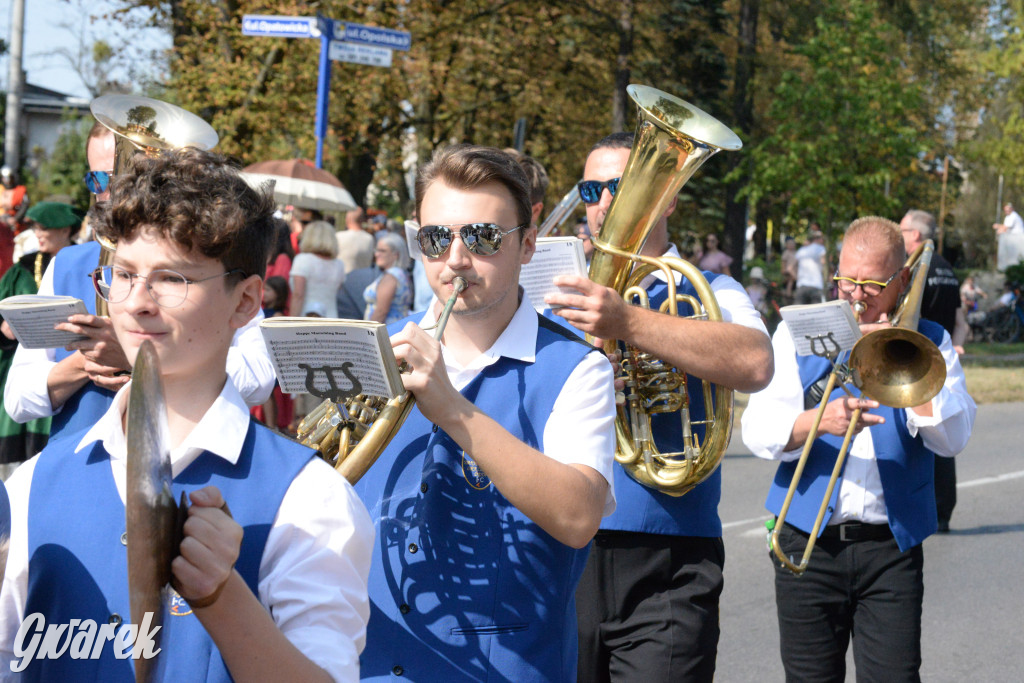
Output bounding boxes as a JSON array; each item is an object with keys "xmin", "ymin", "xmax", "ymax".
[{"xmin": 21, "ymin": 83, "xmax": 91, "ymax": 116}]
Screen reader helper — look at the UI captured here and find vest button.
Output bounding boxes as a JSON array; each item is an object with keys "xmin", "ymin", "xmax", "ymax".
[
  {"xmin": 408, "ymin": 543, "xmax": 418, "ymax": 554},
  {"xmin": 420, "ymin": 482, "xmax": 428, "ymax": 494},
  {"xmin": 120, "ymin": 532, "xmax": 128, "ymax": 546},
  {"xmin": 108, "ymin": 613, "xmax": 122, "ymax": 627},
  {"xmin": 392, "ymin": 665, "xmax": 404, "ymax": 676},
  {"xmin": 399, "ymin": 603, "xmax": 410, "ymax": 614}
]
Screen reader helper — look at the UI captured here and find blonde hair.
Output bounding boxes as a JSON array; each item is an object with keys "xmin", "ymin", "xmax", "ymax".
[
  {"xmin": 299, "ymin": 220, "xmax": 338, "ymax": 258},
  {"xmin": 844, "ymin": 216, "xmax": 904, "ymax": 271}
]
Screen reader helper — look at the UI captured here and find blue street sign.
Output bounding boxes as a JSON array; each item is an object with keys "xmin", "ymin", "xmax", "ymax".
[
  {"xmin": 333, "ymin": 21, "xmax": 411, "ymax": 51},
  {"xmin": 242, "ymin": 15, "xmax": 319, "ymax": 39}
]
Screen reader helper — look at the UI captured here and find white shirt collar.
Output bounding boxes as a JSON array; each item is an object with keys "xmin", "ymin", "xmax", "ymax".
[
  {"xmin": 417, "ymin": 288, "xmax": 538, "ymax": 390},
  {"xmin": 75, "ymin": 378, "xmax": 252, "ymax": 477}
]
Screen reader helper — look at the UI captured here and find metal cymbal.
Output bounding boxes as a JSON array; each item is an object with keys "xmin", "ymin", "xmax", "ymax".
[{"xmin": 125, "ymin": 340, "xmax": 177, "ymax": 682}]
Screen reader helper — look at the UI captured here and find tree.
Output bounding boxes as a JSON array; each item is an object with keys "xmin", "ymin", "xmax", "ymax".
[
  {"xmin": 25, "ymin": 113, "xmax": 92, "ymax": 210},
  {"xmin": 743, "ymin": 0, "xmax": 930, "ymax": 240}
]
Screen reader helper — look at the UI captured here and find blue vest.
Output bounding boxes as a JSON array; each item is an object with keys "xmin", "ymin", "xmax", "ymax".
[
  {"xmin": 354, "ymin": 312, "xmax": 596, "ymax": 682},
  {"xmin": 24, "ymin": 419, "xmax": 314, "ymax": 682},
  {"xmin": 765, "ymin": 319, "xmax": 946, "ymax": 551},
  {"xmin": 546, "ymin": 270, "xmax": 726, "ymax": 538},
  {"xmin": 50, "ymin": 241, "xmax": 117, "ymax": 438}
]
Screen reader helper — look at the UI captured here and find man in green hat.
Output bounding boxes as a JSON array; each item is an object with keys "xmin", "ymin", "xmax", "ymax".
[{"xmin": 0, "ymin": 202, "xmax": 81, "ymax": 475}]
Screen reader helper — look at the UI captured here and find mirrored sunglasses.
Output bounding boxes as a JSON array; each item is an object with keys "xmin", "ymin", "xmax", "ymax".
[
  {"xmin": 417, "ymin": 223, "xmax": 525, "ymax": 258},
  {"xmin": 577, "ymin": 177, "xmax": 621, "ymax": 204},
  {"xmin": 84, "ymin": 170, "xmax": 113, "ymax": 195}
]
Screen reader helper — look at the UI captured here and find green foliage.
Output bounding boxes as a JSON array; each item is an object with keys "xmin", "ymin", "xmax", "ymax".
[
  {"xmin": 27, "ymin": 114, "xmax": 92, "ymax": 211},
  {"xmin": 1005, "ymin": 262, "xmax": 1024, "ymax": 284},
  {"xmin": 743, "ymin": 0, "xmax": 927, "ymax": 238}
]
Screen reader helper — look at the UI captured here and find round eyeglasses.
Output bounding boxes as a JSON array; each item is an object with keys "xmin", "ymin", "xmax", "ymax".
[{"xmin": 90, "ymin": 266, "xmax": 245, "ymax": 309}]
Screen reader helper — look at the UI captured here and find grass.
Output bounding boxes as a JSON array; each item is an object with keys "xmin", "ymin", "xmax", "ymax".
[
  {"xmin": 961, "ymin": 342, "xmax": 1024, "ymax": 404},
  {"xmin": 962, "ymin": 342, "xmax": 1024, "ymax": 357}
]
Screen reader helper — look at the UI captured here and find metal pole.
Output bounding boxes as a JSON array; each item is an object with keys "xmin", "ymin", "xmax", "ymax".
[
  {"xmin": 997, "ymin": 174, "xmax": 1004, "ymax": 222},
  {"xmin": 314, "ymin": 16, "xmax": 333, "ymax": 169},
  {"xmin": 4, "ymin": 0, "xmax": 26, "ymax": 172},
  {"xmin": 938, "ymin": 156, "xmax": 949, "ymax": 253}
]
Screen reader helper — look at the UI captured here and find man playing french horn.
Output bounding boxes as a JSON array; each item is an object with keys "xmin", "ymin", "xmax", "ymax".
[
  {"xmin": 545, "ymin": 131, "xmax": 773, "ymax": 682},
  {"xmin": 742, "ymin": 216, "xmax": 976, "ymax": 682},
  {"xmin": 352, "ymin": 145, "xmax": 617, "ymax": 682}
]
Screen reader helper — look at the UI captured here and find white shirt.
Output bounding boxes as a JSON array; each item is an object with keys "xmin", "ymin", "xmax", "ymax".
[
  {"xmin": 1006, "ymin": 210, "xmax": 1024, "ymax": 235},
  {"xmin": 741, "ymin": 320, "xmax": 976, "ymax": 524},
  {"xmin": 795, "ymin": 242, "xmax": 827, "ymax": 289},
  {"xmin": 3, "ymin": 257, "xmax": 277, "ymax": 422},
  {"xmin": 291, "ymin": 252, "xmax": 346, "ymax": 318},
  {"xmin": 0, "ymin": 380, "xmax": 374, "ymax": 682},
  {"xmin": 415, "ymin": 291, "xmax": 618, "ymax": 514}
]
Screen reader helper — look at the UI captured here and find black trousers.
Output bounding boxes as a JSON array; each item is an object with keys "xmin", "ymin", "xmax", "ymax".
[
  {"xmin": 576, "ymin": 531, "xmax": 724, "ymax": 683},
  {"xmin": 772, "ymin": 523, "xmax": 924, "ymax": 683},
  {"xmin": 934, "ymin": 455, "xmax": 957, "ymax": 524}
]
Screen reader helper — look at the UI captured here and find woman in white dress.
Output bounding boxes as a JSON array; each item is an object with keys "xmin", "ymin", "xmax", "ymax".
[{"xmin": 290, "ymin": 220, "xmax": 346, "ymax": 318}]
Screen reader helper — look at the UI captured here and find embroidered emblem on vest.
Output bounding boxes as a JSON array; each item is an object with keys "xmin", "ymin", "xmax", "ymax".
[
  {"xmin": 462, "ymin": 451, "xmax": 492, "ymax": 490},
  {"xmin": 169, "ymin": 590, "xmax": 193, "ymax": 617}
]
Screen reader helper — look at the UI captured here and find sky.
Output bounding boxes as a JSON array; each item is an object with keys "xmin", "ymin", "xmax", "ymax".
[{"xmin": 0, "ymin": 0, "xmax": 167, "ymax": 99}]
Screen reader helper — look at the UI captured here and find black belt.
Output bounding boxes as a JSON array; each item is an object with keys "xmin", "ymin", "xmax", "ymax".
[{"xmin": 819, "ymin": 522, "xmax": 893, "ymax": 542}]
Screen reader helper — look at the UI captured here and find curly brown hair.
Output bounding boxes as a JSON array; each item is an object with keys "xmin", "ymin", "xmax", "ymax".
[{"xmin": 93, "ymin": 147, "xmax": 276, "ymax": 279}]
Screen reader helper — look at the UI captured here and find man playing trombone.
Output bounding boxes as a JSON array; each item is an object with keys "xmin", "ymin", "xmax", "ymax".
[{"xmin": 742, "ymin": 216, "xmax": 976, "ymax": 682}]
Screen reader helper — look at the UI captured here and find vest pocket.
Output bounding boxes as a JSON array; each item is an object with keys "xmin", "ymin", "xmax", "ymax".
[{"xmin": 450, "ymin": 623, "xmax": 529, "ymax": 636}]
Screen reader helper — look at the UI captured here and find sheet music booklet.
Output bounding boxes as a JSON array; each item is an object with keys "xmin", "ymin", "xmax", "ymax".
[
  {"xmin": 520, "ymin": 236, "xmax": 588, "ymax": 312},
  {"xmin": 259, "ymin": 317, "xmax": 404, "ymax": 399},
  {"xmin": 779, "ymin": 300, "xmax": 862, "ymax": 357},
  {"xmin": 0, "ymin": 295, "xmax": 89, "ymax": 349}
]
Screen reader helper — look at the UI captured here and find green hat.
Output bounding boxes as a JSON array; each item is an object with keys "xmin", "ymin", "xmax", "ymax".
[{"xmin": 26, "ymin": 202, "xmax": 84, "ymax": 230}]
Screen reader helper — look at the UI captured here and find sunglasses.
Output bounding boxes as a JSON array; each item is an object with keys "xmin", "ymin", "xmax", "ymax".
[
  {"xmin": 577, "ymin": 177, "xmax": 621, "ymax": 204},
  {"xmin": 417, "ymin": 223, "xmax": 525, "ymax": 258},
  {"xmin": 84, "ymin": 170, "xmax": 114, "ymax": 195}
]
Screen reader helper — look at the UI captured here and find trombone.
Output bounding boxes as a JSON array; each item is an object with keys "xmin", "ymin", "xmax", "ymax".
[{"xmin": 768, "ymin": 241, "xmax": 947, "ymax": 575}]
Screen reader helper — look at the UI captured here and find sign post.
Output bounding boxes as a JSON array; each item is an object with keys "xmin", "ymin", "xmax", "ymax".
[{"xmin": 242, "ymin": 14, "xmax": 411, "ymax": 169}]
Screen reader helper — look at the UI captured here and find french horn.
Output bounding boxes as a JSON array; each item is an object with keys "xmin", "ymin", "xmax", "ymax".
[
  {"xmin": 297, "ymin": 278, "xmax": 467, "ymax": 484},
  {"xmin": 589, "ymin": 85, "xmax": 742, "ymax": 496}
]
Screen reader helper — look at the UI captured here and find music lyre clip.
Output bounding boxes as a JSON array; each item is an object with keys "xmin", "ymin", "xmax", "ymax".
[{"xmin": 298, "ymin": 362, "xmax": 363, "ymax": 404}]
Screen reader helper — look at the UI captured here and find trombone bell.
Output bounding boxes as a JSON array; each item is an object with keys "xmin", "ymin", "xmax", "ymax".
[{"xmin": 850, "ymin": 328, "xmax": 946, "ymax": 409}]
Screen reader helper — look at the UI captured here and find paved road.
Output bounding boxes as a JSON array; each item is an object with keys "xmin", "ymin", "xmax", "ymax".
[{"xmin": 715, "ymin": 401, "xmax": 1024, "ymax": 682}]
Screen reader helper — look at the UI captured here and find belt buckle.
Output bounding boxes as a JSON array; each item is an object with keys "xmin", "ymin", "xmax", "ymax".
[{"xmin": 839, "ymin": 524, "xmax": 853, "ymax": 542}]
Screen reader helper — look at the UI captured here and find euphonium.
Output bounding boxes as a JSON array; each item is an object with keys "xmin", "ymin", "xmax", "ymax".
[
  {"xmin": 590, "ymin": 85, "xmax": 742, "ymax": 496},
  {"xmin": 768, "ymin": 241, "xmax": 946, "ymax": 574},
  {"xmin": 89, "ymin": 95, "xmax": 219, "ymax": 315},
  {"xmin": 297, "ymin": 278, "xmax": 467, "ymax": 484}
]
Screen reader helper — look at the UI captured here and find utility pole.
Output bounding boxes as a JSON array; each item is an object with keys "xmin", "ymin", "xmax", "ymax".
[{"xmin": 4, "ymin": 0, "xmax": 26, "ymax": 172}]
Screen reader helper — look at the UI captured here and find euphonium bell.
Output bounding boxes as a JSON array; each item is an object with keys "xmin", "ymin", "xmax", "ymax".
[
  {"xmin": 589, "ymin": 85, "xmax": 742, "ymax": 496},
  {"xmin": 90, "ymin": 95, "xmax": 219, "ymax": 315}
]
